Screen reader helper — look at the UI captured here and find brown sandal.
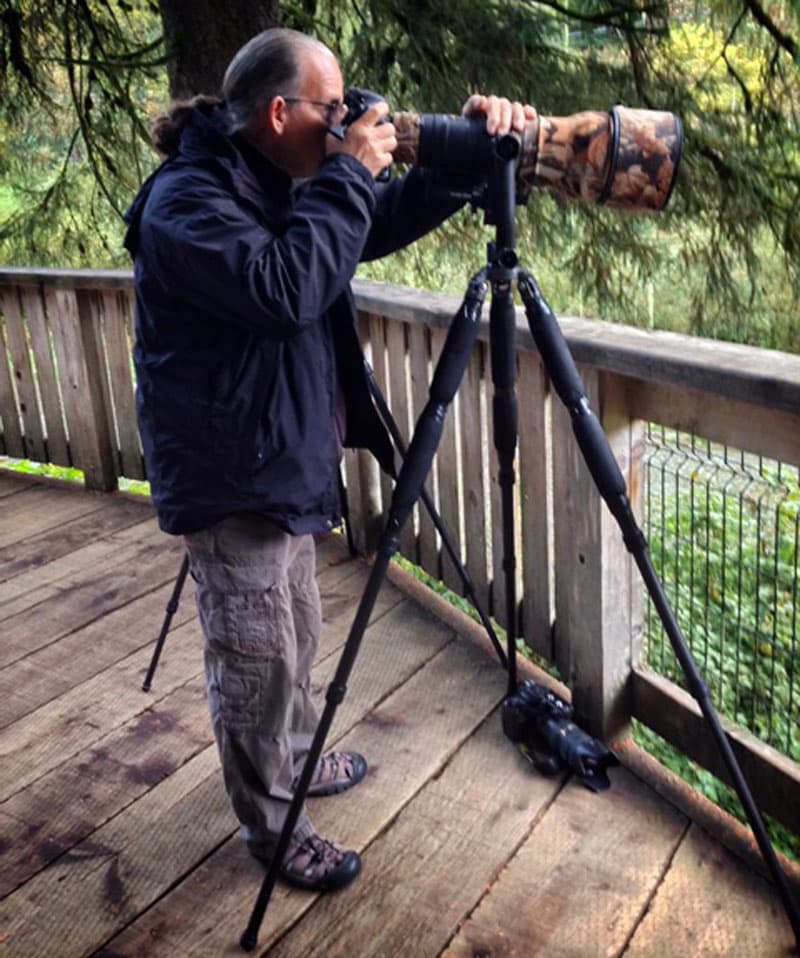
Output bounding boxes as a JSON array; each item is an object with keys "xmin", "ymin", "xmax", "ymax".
[
  {"xmin": 305, "ymin": 750, "xmax": 367, "ymax": 798},
  {"xmin": 280, "ymin": 833, "xmax": 361, "ymax": 891}
]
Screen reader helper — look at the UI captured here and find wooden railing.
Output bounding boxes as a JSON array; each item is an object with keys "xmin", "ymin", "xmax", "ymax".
[{"xmin": 1, "ymin": 266, "xmax": 799, "ymax": 837}]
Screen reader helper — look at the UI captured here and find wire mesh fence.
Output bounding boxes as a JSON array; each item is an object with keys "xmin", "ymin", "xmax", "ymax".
[{"xmin": 644, "ymin": 424, "xmax": 800, "ymax": 764}]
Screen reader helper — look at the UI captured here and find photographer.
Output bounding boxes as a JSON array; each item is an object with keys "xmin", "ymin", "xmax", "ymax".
[{"xmin": 124, "ymin": 27, "xmax": 533, "ymax": 894}]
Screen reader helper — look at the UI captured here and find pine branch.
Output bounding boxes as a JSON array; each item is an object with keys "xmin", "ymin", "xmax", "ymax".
[{"xmin": 743, "ymin": 0, "xmax": 798, "ymax": 61}]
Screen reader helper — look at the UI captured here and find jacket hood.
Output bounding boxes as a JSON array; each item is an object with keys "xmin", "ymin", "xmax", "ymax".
[{"xmin": 122, "ymin": 106, "xmax": 291, "ymax": 257}]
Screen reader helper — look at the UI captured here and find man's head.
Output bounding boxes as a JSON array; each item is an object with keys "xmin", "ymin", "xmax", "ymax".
[{"xmin": 223, "ymin": 28, "xmax": 346, "ymax": 179}]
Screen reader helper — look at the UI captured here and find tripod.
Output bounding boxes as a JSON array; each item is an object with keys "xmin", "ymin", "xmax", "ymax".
[{"xmin": 239, "ymin": 136, "xmax": 800, "ymax": 951}]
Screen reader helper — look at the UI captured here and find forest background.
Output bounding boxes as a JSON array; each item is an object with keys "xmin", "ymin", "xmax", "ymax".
[{"xmin": 0, "ymin": 0, "xmax": 799, "ymax": 352}]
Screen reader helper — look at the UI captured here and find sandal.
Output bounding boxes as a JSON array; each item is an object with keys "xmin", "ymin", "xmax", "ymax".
[
  {"xmin": 305, "ymin": 750, "xmax": 368, "ymax": 798},
  {"xmin": 280, "ymin": 834, "xmax": 361, "ymax": 891}
]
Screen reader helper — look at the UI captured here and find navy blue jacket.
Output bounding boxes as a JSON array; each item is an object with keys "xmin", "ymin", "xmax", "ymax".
[{"xmin": 124, "ymin": 107, "xmax": 463, "ymax": 536}]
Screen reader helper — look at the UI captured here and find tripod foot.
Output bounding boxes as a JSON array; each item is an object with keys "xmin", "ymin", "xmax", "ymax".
[{"xmin": 240, "ymin": 929, "xmax": 258, "ymax": 952}]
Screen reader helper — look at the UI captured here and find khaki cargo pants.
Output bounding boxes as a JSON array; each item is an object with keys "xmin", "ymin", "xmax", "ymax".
[{"xmin": 184, "ymin": 514, "xmax": 320, "ymax": 855}]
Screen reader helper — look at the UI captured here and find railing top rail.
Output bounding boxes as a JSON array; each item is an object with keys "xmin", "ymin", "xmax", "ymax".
[
  {"xmin": 2, "ymin": 267, "xmax": 799, "ymax": 415},
  {"xmin": 353, "ymin": 278, "xmax": 800, "ymax": 417}
]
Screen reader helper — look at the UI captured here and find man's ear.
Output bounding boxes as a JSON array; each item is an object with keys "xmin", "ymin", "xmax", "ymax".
[{"xmin": 267, "ymin": 96, "xmax": 289, "ymax": 135}]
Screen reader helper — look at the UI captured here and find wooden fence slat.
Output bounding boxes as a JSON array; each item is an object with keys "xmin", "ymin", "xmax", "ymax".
[
  {"xmin": 0, "ymin": 286, "xmax": 46, "ymax": 462},
  {"xmin": 518, "ymin": 350, "xmax": 554, "ymax": 659},
  {"xmin": 20, "ymin": 286, "xmax": 70, "ymax": 465},
  {"xmin": 461, "ymin": 345, "xmax": 490, "ymax": 615},
  {"xmin": 385, "ymin": 318, "xmax": 416, "ymax": 562},
  {"xmin": 367, "ymin": 312, "xmax": 393, "ymax": 523},
  {"xmin": 408, "ymin": 322, "xmax": 438, "ymax": 578},
  {"xmin": 0, "ymin": 321, "xmax": 24, "ymax": 458},
  {"xmin": 431, "ymin": 326, "xmax": 463, "ymax": 594},
  {"xmin": 45, "ymin": 287, "xmax": 117, "ymax": 491},
  {"xmin": 98, "ymin": 289, "xmax": 144, "ymax": 479}
]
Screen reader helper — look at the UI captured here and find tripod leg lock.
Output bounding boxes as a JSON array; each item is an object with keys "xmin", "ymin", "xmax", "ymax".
[{"xmin": 326, "ymin": 683, "xmax": 347, "ymax": 706}]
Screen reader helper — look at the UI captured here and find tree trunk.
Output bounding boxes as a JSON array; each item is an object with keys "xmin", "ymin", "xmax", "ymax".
[{"xmin": 158, "ymin": 0, "xmax": 281, "ymax": 99}]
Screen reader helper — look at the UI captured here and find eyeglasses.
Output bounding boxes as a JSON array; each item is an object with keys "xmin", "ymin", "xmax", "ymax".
[{"xmin": 283, "ymin": 97, "xmax": 348, "ymax": 126}]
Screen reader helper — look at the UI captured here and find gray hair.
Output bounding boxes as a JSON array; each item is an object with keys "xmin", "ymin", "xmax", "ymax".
[{"xmin": 222, "ymin": 28, "xmax": 330, "ymax": 133}]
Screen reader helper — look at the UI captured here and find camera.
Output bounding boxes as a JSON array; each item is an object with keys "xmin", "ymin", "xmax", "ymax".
[
  {"xmin": 502, "ymin": 679, "xmax": 619, "ymax": 792},
  {"xmin": 337, "ymin": 88, "xmax": 682, "ymax": 212}
]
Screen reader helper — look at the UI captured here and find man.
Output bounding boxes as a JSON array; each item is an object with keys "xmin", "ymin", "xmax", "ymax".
[{"xmin": 124, "ymin": 28, "xmax": 533, "ymax": 893}]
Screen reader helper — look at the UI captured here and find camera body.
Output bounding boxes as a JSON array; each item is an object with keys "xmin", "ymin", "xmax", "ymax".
[{"xmin": 502, "ymin": 679, "xmax": 618, "ymax": 792}]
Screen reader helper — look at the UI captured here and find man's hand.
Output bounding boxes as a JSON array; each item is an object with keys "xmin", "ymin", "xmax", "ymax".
[
  {"xmin": 461, "ymin": 94, "xmax": 537, "ymax": 137},
  {"xmin": 327, "ymin": 102, "xmax": 397, "ymax": 179}
]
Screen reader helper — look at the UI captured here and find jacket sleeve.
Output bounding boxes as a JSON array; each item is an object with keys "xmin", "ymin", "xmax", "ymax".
[
  {"xmin": 140, "ymin": 153, "xmax": 376, "ymax": 339},
  {"xmin": 360, "ymin": 166, "xmax": 468, "ymax": 262}
]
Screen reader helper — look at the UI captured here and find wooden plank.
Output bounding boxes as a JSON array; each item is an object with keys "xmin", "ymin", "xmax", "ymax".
[
  {"xmin": 96, "ymin": 620, "xmax": 507, "ymax": 956},
  {"xmin": 351, "ymin": 279, "xmax": 800, "ymax": 417},
  {"xmin": 0, "ymin": 471, "xmax": 36, "ymax": 496},
  {"xmin": 0, "ymin": 745, "xmax": 228, "ymax": 958},
  {"xmin": 271, "ymin": 705, "xmax": 565, "ymax": 958},
  {"xmin": 0, "ymin": 522, "xmax": 185, "ymax": 665},
  {"xmin": 408, "ymin": 321, "xmax": 438, "ymax": 577},
  {"xmin": 552, "ymin": 367, "xmax": 641, "ymax": 739},
  {"xmin": 631, "ymin": 667, "xmax": 800, "ymax": 836},
  {"xmin": 518, "ymin": 349, "xmax": 554, "ymax": 659},
  {"xmin": 445, "ymin": 766, "xmax": 689, "ymax": 957},
  {"xmin": 102, "ymin": 288, "xmax": 143, "ymax": 480},
  {"xmin": 0, "ymin": 285, "xmax": 47, "ymax": 462},
  {"xmin": 0, "ymin": 595, "xmax": 463, "ymax": 955},
  {"xmin": 0, "ymin": 575, "xmax": 197, "ymax": 728},
  {"xmin": 385, "ymin": 317, "xmax": 416, "ymax": 561},
  {"xmin": 20, "ymin": 285, "xmax": 70, "ymax": 465},
  {"xmin": 0, "ymin": 675, "xmax": 214, "ymax": 897},
  {"xmin": 0, "ymin": 320, "xmax": 25, "ymax": 458},
  {"xmin": 625, "ymin": 823, "xmax": 796, "ymax": 955},
  {"xmin": 0, "ymin": 494, "xmax": 150, "ymax": 584},
  {"xmin": 46, "ymin": 287, "xmax": 116, "ymax": 491},
  {"xmin": 431, "ymin": 325, "xmax": 464, "ymax": 595},
  {"xmin": 461, "ymin": 344, "xmax": 490, "ymax": 614},
  {"xmin": 367, "ymin": 312, "xmax": 393, "ymax": 524},
  {"xmin": 0, "ymin": 483, "xmax": 109, "ymax": 551},
  {"xmin": 626, "ymin": 373, "xmax": 800, "ymax": 468}
]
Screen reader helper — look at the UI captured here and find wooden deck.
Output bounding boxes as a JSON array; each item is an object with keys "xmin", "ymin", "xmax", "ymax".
[{"xmin": 0, "ymin": 469, "xmax": 796, "ymax": 957}]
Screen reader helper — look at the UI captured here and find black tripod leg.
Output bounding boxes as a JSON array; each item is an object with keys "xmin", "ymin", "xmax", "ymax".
[
  {"xmin": 364, "ymin": 360, "xmax": 507, "ymax": 670},
  {"xmin": 142, "ymin": 553, "xmax": 190, "ymax": 692},
  {"xmin": 240, "ymin": 271, "xmax": 489, "ymax": 952},
  {"xmin": 487, "ymin": 270, "xmax": 520, "ymax": 696},
  {"xmin": 518, "ymin": 269, "xmax": 800, "ymax": 946}
]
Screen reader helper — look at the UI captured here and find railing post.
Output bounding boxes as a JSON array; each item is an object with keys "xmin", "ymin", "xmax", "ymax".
[{"xmin": 552, "ymin": 368, "xmax": 645, "ymax": 741}]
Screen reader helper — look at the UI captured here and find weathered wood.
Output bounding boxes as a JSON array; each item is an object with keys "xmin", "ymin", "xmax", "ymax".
[
  {"xmin": 367, "ymin": 312, "xmax": 393, "ymax": 526},
  {"xmin": 0, "ymin": 676, "xmax": 214, "ymax": 897},
  {"xmin": 0, "ymin": 482, "xmax": 109, "ymax": 552},
  {"xmin": 625, "ymin": 823, "xmax": 796, "ymax": 955},
  {"xmin": 18, "ymin": 286, "xmax": 70, "ymax": 465},
  {"xmin": 0, "ymin": 493, "xmax": 150, "ymax": 584},
  {"xmin": 432, "ymin": 325, "xmax": 463, "ymax": 594},
  {"xmin": 631, "ymin": 667, "xmax": 800, "ymax": 836},
  {"xmin": 408, "ymin": 320, "xmax": 438, "ymax": 577},
  {"xmin": 461, "ymin": 344, "xmax": 490, "ymax": 615},
  {"xmin": 0, "ymin": 522, "xmax": 185, "ymax": 666},
  {"xmin": 0, "ymin": 285, "xmax": 47, "ymax": 462},
  {"xmin": 45, "ymin": 287, "xmax": 117, "ymax": 490},
  {"xmin": 552, "ymin": 367, "xmax": 643, "ymax": 739},
  {"xmin": 518, "ymin": 348, "xmax": 554, "ymax": 659},
  {"xmin": 271, "ymin": 705, "xmax": 564, "ymax": 958},
  {"xmin": 97, "ymin": 623, "xmax": 505, "ymax": 957},
  {"xmin": 385, "ymin": 316, "xmax": 416, "ymax": 561},
  {"xmin": 624, "ymin": 374, "xmax": 800, "ymax": 469},
  {"xmin": 0, "ymin": 471, "xmax": 34, "ymax": 496},
  {"xmin": 351, "ymin": 279, "xmax": 800, "ymax": 417},
  {"xmin": 446, "ymin": 767, "xmax": 688, "ymax": 957}
]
